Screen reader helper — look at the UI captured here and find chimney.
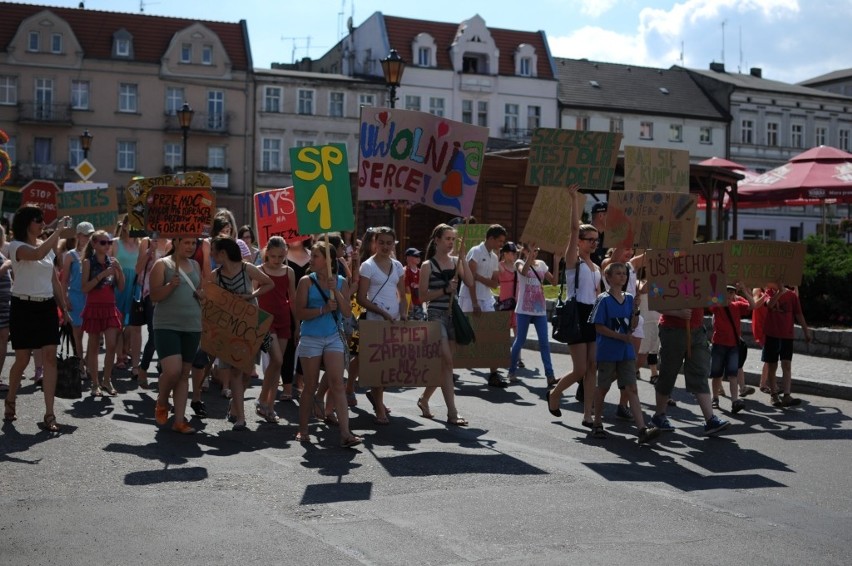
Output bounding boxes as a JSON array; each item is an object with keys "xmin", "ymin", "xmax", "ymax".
[
  {"xmin": 709, "ymin": 62, "xmax": 725, "ymax": 73},
  {"xmin": 750, "ymin": 67, "xmax": 762, "ymax": 78}
]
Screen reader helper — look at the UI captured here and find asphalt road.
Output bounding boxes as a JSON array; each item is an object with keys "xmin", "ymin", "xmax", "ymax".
[{"xmin": 2, "ymin": 344, "xmax": 852, "ymax": 565}]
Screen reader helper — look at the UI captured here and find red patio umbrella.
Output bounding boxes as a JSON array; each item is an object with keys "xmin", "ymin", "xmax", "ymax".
[{"xmin": 696, "ymin": 157, "xmax": 758, "ymax": 210}]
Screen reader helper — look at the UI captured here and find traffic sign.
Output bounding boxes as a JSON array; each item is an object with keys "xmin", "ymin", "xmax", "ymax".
[
  {"xmin": 74, "ymin": 158, "xmax": 96, "ymax": 181},
  {"xmin": 21, "ymin": 179, "xmax": 60, "ymax": 225}
]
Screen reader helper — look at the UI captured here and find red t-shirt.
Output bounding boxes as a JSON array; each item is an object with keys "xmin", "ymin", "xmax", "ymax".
[
  {"xmin": 710, "ymin": 297, "xmax": 750, "ymax": 347},
  {"xmin": 404, "ymin": 265, "xmax": 421, "ymax": 306},
  {"xmin": 659, "ymin": 307, "xmax": 704, "ymax": 330},
  {"xmin": 764, "ymin": 289, "xmax": 802, "ymax": 340}
]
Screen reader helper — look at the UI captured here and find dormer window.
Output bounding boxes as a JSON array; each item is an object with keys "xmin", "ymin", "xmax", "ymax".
[
  {"xmin": 514, "ymin": 44, "xmax": 537, "ymax": 77},
  {"xmin": 519, "ymin": 57, "xmax": 531, "ymax": 76},
  {"xmin": 202, "ymin": 45, "xmax": 213, "ymax": 65},
  {"xmin": 28, "ymin": 31, "xmax": 39, "ymax": 52},
  {"xmin": 50, "ymin": 33, "xmax": 62, "ymax": 54},
  {"xmin": 418, "ymin": 46, "xmax": 431, "ymax": 67},
  {"xmin": 112, "ymin": 29, "xmax": 134, "ymax": 59},
  {"xmin": 412, "ymin": 33, "xmax": 437, "ymax": 68},
  {"xmin": 116, "ymin": 39, "xmax": 130, "ymax": 56},
  {"xmin": 180, "ymin": 43, "xmax": 192, "ymax": 63}
]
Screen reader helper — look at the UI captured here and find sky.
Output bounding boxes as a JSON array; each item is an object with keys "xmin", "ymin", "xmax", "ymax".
[{"xmin": 12, "ymin": 0, "xmax": 852, "ymax": 84}]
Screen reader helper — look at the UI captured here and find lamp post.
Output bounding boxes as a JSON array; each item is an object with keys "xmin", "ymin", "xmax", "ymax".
[
  {"xmin": 380, "ymin": 49, "xmax": 406, "ymax": 109},
  {"xmin": 80, "ymin": 129, "xmax": 93, "ymax": 160},
  {"xmin": 177, "ymin": 102, "xmax": 194, "ymax": 171}
]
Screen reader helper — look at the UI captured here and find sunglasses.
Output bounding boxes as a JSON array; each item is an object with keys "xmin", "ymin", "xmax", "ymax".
[
  {"xmin": 96, "ymin": 240, "xmax": 111, "ymax": 246},
  {"xmin": 580, "ymin": 237, "xmax": 599, "ymax": 243}
]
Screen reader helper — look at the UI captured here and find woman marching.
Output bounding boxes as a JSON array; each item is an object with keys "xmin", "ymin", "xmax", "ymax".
[
  {"xmin": 81, "ymin": 230, "xmax": 125, "ymax": 397},
  {"xmin": 60, "ymin": 222, "xmax": 94, "ymax": 373},
  {"xmin": 292, "ymin": 241, "xmax": 362, "ymax": 447},
  {"xmin": 416, "ymin": 223, "xmax": 475, "ymax": 426}
]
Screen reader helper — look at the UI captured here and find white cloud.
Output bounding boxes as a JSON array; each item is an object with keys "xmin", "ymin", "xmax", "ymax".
[{"xmin": 574, "ymin": 0, "xmax": 619, "ymax": 18}]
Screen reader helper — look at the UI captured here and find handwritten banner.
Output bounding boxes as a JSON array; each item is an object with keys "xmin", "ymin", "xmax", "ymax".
[
  {"xmin": 608, "ymin": 191, "xmax": 697, "ymax": 250},
  {"xmin": 253, "ymin": 187, "xmax": 303, "ymax": 248},
  {"xmin": 57, "ymin": 186, "xmax": 118, "ymax": 230},
  {"xmin": 520, "ymin": 186, "xmax": 574, "ymax": 254},
  {"xmin": 646, "ymin": 243, "xmax": 727, "ymax": 310},
  {"xmin": 725, "ymin": 240, "xmax": 806, "ymax": 287},
  {"xmin": 526, "ymin": 129, "xmax": 622, "ymax": 190},
  {"xmin": 125, "ymin": 172, "xmax": 211, "ymax": 235},
  {"xmin": 145, "ymin": 186, "xmax": 215, "ymax": 238},
  {"xmin": 200, "ymin": 282, "xmax": 273, "ymax": 375},
  {"xmin": 452, "ymin": 311, "xmax": 512, "ymax": 368},
  {"xmin": 290, "ymin": 143, "xmax": 354, "ymax": 234},
  {"xmin": 358, "ymin": 320, "xmax": 443, "ymax": 387},
  {"xmin": 624, "ymin": 146, "xmax": 690, "ymax": 193},
  {"xmin": 358, "ymin": 107, "xmax": 488, "ymax": 217},
  {"xmin": 453, "ymin": 223, "xmax": 489, "ymax": 254}
]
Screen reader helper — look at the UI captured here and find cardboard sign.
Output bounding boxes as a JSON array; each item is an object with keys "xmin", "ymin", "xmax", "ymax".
[
  {"xmin": 526, "ymin": 129, "xmax": 622, "ymax": 190},
  {"xmin": 57, "ymin": 186, "xmax": 118, "ymax": 231},
  {"xmin": 358, "ymin": 320, "xmax": 443, "ymax": 387},
  {"xmin": 64, "ymin": 182, "xmax": 108, "ymax": 192},
  {"xmin": 453, "ymin": 223, "xmax": 490, "ymax": 254},
  {"xmin": 253, "ymin": 187, "xmax": 303, "ymax": 248},
  {"xmin": 724, "ymin": 240, "xmax": 806, "ymax": 287},
  {"xmin": 21, "ymin": 180, "xmax": 60, "ymax": 225},
  {"xmin": 358, "ymin": 107, "xmax": 488, "ymax": 217},
  {"xmin": 125, "ymin": 172, "xmax": 211, "ymax": 235},
  {"xmin": 290, "ymin": 143, "xmax": 354, "ymax": 234},
  {"xmin": 452, "ymin": 311, "xmax": 512, "ymax": 368},
  {"xmin": 624, "ymin": 146, "xmax": 690, "ymax": 193},
  {"xmin": 200, "ymin": 282, "xmax": 273, "ymax": 375},
  {"xmin": 608, "ymin": 191, "xmax": 697, "ymax": 250},
  {"xmin": 646, "ymin": 243, "xmax": 727, "ymax": 310},
  {"xmin": 520, "ymin": 186, "xmax": 574, "ymax": 254},
  {"xmin": 146, "ymin": 186, "xmax": 215, "ymax": 238}
]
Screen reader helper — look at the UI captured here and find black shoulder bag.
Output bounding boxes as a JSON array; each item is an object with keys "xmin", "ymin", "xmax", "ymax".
[
  {"xmin": 723, "ymin": 305, "xmax": 748, "ymax": 364},
  {"xmin": 431, "ymin": 258, "xmax": 476, "ymax": 345},
  {"xmin": 551, "ymin": 260, "xmax": 581, "ymax": 344}
]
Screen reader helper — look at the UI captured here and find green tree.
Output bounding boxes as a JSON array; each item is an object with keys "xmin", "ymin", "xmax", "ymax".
[{"xmin": 801, "ymin": 235, "xmax": 852, "ymax": 326}]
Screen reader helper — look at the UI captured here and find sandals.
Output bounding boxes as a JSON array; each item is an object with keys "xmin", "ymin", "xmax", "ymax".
[
  {"xmin": 374, "ymin": 415, "xmax": 390, "ymax": 426},
  {"xmin": 102, "ymin": 381, "xmax": 118, "ymax": 396},
  {"xmin": 3, "ymin": 398, "xmax": 16, "ymax": 422},
  {"xmin": 323, "ymin": 413, "xmax": 340, "ymax": 427},
  {"xmin": 417, "ymin": 397, "xmax": 434, "ymax": 419},
  {"xmin": 134, "ymin": 368, "xmax": 148, "ymax": 389},
  {"xmin": 365, "ymin": 390, "xmax": 391, "ymax": 415},
  {"xmin": 295, "ymin": 431, "xmax": 311, "ymax": 443},
  {"xmin": 171, "ymin": 421, "xmax": 196, "ymax": 434},
  {"xmin": 40, "ymin": 413, "xmax": 60, "ymax": 433},
  {"xmin": 346, "ymin": 392, "xmax": 358, "ymax": 407},
  {"xmin": 591, "ymin": 425, "xmax": 608, "ymax": 439},
  {"xmin": 446, "ymin": 415, "xmax": 469, "ymax": 427},
  {"xmin": 91, "ymin": 385, "xmax": 103, "ymax": 397},
  {"xmin": 341, "ymin": 435, "xmax": 363, "ymax": 448}
]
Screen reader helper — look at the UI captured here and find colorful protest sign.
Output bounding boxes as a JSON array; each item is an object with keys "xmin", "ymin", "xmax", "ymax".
[
  {"xmin": 290, "ymin": 143, "xmax": 354, "ymax": 234},
  {"xmin": 453, "ymin": 223, "xmax": 489, "ymax": 254},
  {"xmin": 526, "ymin": 129, "xmax": 622, "ymax": 190},
  {"xmin": 724, "ymin": 240, "xmax": 806, "ymax": 287},
  {"xmin": 452, "ymin": 311, "xmax": 512, "ymax": 368},
  {"xmin": 358, "ymin": 320, "xmax": 443, "ymax": 387},
  {"xmin": 125, "ymin": 172, "xmax": 211, "ymax": 235},
  {"xmin": 358, "ymin": 107, "xmax": 488, "ymax": 217},
  {"xmin": 646, "ymin": 242, "xmax": 727, "ymax": 310},
  {"xmin": 64, "ymin": 182, "xmax": 108, "ymax": 192},
  {"xmin": 57, "ymin": 186, "xmax": 118, "ymax": 230},
  {"xmin": 253, "ymin": 187, "xmax": 303, "ymax": 248},
  {"xmin": 145, "ymin": 186, "xmax": 215, "ymax": 238},
  {"xmin": 608, "ymin": 191, "xmax": 698, "ymax": 250},
  {"xmin": 21, "ymin": 180, "xmax": 59, "ymax": 225},
  {"xmin": 624, "ymin": 146, "xmax": 690, "ymax": 193},
  {"xmin": 520, "ymin": 186, "xmax": 574, "ymax": 254},
  {"xmin": 200, "ymin": 282, "xmax": 273, "ymax": 375}
]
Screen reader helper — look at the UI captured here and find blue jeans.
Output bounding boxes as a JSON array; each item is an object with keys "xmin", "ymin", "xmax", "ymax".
[{"xmin": 510, "ymin": 313, "xmax": 553, "ymax": 377}]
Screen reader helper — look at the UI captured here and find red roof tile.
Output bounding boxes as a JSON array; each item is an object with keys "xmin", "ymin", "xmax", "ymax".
[{"xmin": 0, "ymin": 2, "xmax": 250, "ymax": 70}]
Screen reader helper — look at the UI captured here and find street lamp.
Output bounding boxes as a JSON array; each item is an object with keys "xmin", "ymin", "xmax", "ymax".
[
  {"xmin": 380, "ymin": 49, "xmax": 406, "ymax": 109},
  {"xmin": 80, "ymin": 129, "xmax": 93, "ymax": 159},
  {"xmin": 177, "ymin": 102, "xmax": 194, "ymax": 171}
]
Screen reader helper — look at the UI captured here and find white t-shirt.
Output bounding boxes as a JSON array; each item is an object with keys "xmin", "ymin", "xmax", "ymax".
[
  {"xmin": 359, "ymin": 256, "xmax": 404, "ymax": 320},
  {"xmin": 459, "ymin": 241, "xmax": 498, "ymax": 303},
  {"xmin": 515, "ymin": 259, "xmax": 548, "ymax": 317},
  {"xmin": 9, "ymin": 241, "xmax": 56, "ymax": 298},
  {"xmin": 566, "ymin": 260, "xmax": 601, "ymax": 305}
]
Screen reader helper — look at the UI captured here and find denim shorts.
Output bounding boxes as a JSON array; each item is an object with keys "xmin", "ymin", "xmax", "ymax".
[
  {"xmin": 710, "ymin": 343, "xmax": 739, "ymax": 379},
  {"xmin": 297, "ymin": 332, "xmax": 345, "ymax": 358}
]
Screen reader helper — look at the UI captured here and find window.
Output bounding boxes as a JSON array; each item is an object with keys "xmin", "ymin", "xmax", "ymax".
[
  {"xmin": 201, "ymin": 45, "xmax": 213, "ymax": 65},
  {"xmin": 0, "ymin": 76, "xmax": 17, "ymax": 105},
  {"xmin": 117, "ymin": 141, "xmax": 137, "ymax": 171},
  {"xmin": 68, "ymin": 138, "xmax": 83, "ymax": 167},
  {"xmin": 477, "ymin": 101, "xmax": 488, "ymax": 127},
  {"xmin": 34, "ymin": 78, "xmax": 53, "ymax": 120},
  {"xmin": 640, "ymin": 121, "xmax": 653, "ymax": 139},
  {"xmin": 404, "ymin": 95, "xmax": 421, "ymax": 112},
  {"xmin": 1, "ymin": 135, "xmax": 15, "ymax": 163},
  {"xmin": 263, "ymin": 87, "xmax": 282, "ymax": 113},
  {"xmin": 28, "ymin": 31, "xmax": 39, "ymax": 52},
  {"xmin": 359, "ymin": 94, "xmax": 375, "ymax": 107},
  {"xmin": 329, "ymin": 91, "xmax": 344, "ymax": 117},
  {"xmin": 119, "ymin": 83, "xmax": 138, "ymax": 113},
  {"xmin": 609, "ymin": 118, "xmax": 623, "ymax": 134},
  {"xmin": 575, "ymin": 117, "xmax": 590, "ymax": 131},
  {"xmin": 207, "ymin": 90, "xmax": 224, "ymax": 129},
  {"xmin": 528, "ymin": 106, "xmax": 541, "ymax": 130},
  {"xmin": 115, "ymin": 38, "xmax": 130, "ymax": 57},
  {"xmin": 165, "ymin": 87, "xmax": 184, "ymax": 115},
  {"xmin": 815, "ymin": 126, "xmax": 827, "ymax": 146},
  {"xmin": 743, "ymin": 229, "xmax": 775, "ymax": 240},
  {"xmin": 208, "ymin": 146, "xmax": 226, "ymax": 169},
  {"xmin": 164, "ymin": 143, "xmax": 182, "ymax": 170},
  {"xmin": 699, "ymin": 126, "xmax": 712, "ymax": 144},
  {"xmin": 504, "ymin": 103, "xmax": 519, "ymax": 133},
  {"xmin": 71, "ymin": 80, "xmax": 89, "ymax": 110},
  {"xmin": 34, "ymin": 138, "xmax": 51, "ymax": 164},
  {"xmin": 261, "ymin": 138, "xmax": 281, "ymax": 171},
  {"xmin": 429, "ymin": 97, "xmax": 445, "ymax": 117},
  {"xmin": 462, "ymin": 100, "xmax": 473, "ymax": 124},
  {"xmin": 669, "ymin": 124, "xmax": 683, "ymax": 142},
  {"xmin": 840, "ymin": 129, "xmax": 850, "ymax": 151},
  {"xmin": 741, "ymin": 119, "xmax": 754, "ymax": 144},
  {"xmin": 297, "ymin": 89, "xmax": 314, "ymax": 115},
  {"xmin": 791, "ymin": 124, "xmax": 804, "ymax": 148},
  {"xmin": 180, "ymin": 43, "xmax": 192, "ymax": 63},
  {"xmin": 519, "ymin": 57, "xmax": 531, "ymax": 77},
  {"xmin": 462, "ymin": 56, "xmax": 480, "ymax": 74},
  {"xmin": 51, "ymin": 33, "xmax": 62, "ymax": 54},
  {"xmin": 295, "ymin": 140, "xmax": 314, "ymax": 148},
  {"xmin": 766, "ymin": 122, "xmax": 779, "ymax": 146},
  {"xmin": 418, "ymin": 47, "xmax": 431, "ymax": 67}
]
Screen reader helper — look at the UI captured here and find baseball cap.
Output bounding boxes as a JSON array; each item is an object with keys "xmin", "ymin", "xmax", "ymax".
[
  {"xmin": 591, "ymin": 201, "xmax": 608, "ymax": 214},
  {"xmin": 236, "ymin": 238, "xmax": 252, "ymax": 259},
  {"xmin": 76, "ymin": 221, "xmax": 95, "ymax": 235},
  {"xmin": 500, "ymin": 242, "xmax": 518, "ymax": 253},
  {"xmin": 404, "ymin": 247, "xmax": 421, "ymax": 257},
  {"xmin": 726, "ymin": 284, "xmax": 737, "ymax": 291}
]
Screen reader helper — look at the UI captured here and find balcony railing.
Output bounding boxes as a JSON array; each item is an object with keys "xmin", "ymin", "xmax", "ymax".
[
  {"xmin": 164, "ymin": 111, "xmax": 231, "ymax": 134},
  {"xmin": 17, "ymin": 101, "xmax": 72, "ymax": 124},
  {"xmin": 501, "ymin": 128, "xmax": 534, "ymax": 142},
  {"xmin": 11, "ymin": 162, "xmax": 71, "ymax": 182}
]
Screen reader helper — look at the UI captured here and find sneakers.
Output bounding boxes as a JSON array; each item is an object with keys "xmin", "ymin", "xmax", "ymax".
[
  {"xmin": 190, "ymin": 400, "xmax": 208, "ymax": 418},
  {"xmin": 731, "ymin": 399, "xmax": 746, "ymax": 414},
  {"xmin": 517, "ymin": 360, "xmax": 525, "ymax": 368},
  {"xmin": 487, "ymin": 372, "xmax": 508, "ymax": 388},
  {"xmin": 615, "ymin": 404, "xmax": 634, "ymax": 421},
  {"xmin": 780, "ymin": 395, "xmax": 802, "ymax": 407},
  {"xmin": 154, "ymin": 403, "xmax": 169, "ymax": 426},
  {"xmin": 507, "ymin": 372, "xmax": 520, "ymax": 383},
  {"xmin": 740, "ymin": 386, "xmax": 756, "ymax": 398},
  {"xmin": 637, "ymin": 426, "xmax": 661, "ymax": 444},
  {"xmin": 33, "ymin": 366, "xmax": 44, "ymax": 384},
  {"xmin": 711, "ymin": 397, "xmax": 720, "ymax": 409},
  {"xmin": 703, "ymin": 415, "xmax": 731, "ymax": 436},
  {"xmin": 171, "ymin": 421, "xmax": 196, "ymax": 434},
  {"xmin": 651, "ymin": 413, "xmax": 675, "ymax": 431}
]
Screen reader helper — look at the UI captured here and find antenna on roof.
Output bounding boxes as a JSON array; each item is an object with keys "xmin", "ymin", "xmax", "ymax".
[
  {"xmin": 738, "ymin": 25, "xmax": 743, "ymax": 73},
  {"xmin": 140, "ymin": 0, "xmax": 159, "ymax": 12},
  {"xmin": 679, "ymin": 41, "xmax": 684, "ymax": 66},
  {"xmin": 721, "ymin": 19, "xmax": 727, "ymax": 64}
]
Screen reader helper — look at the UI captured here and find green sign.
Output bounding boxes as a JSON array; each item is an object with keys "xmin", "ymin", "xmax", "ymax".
[{"xmin": 290, "ymin": 143, "xmax": 354, "ymax": 234}]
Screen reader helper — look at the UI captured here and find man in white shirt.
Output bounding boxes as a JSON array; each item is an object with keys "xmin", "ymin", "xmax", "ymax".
[{"xmin": 458, "ymin": 224, "xmax": 508, "ymax": 387}]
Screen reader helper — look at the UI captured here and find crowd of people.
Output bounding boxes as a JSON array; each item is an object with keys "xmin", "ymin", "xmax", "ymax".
[{"xmin": 0, "ymin": 194, "xmax": 813, "ymax": 447}]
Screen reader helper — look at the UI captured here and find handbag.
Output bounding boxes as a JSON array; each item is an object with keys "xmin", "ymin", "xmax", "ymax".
[
  {"xmin": 451, "ymin": 296, "xmax": 476, "ymax": 345},
  {"xmin": 493, "ymin": 267, "xmax": 518, "ymax": 311},
  {"xmin": 129, "ymin": 276, "xmax": 146, "ymax": 326},
  {"xmin": 55, "ymin": 324, "xmax": 83, "ymax": 399},
  {"xmin": 551, "ymin": 260, "xmax": 582, "ymax": 344},
  {"xmin": 723, "ymin": 304, "xmax": 748, "ymax": 363}
]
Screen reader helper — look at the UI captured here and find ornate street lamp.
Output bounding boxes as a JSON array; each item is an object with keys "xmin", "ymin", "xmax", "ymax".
[
  {"xmin": 177, "ymin": 102, "xmax": 194, "ymax": 171},
  {"xmin": 80, "ymin": 129, "xmax": 93, "ymax": 159},
  {"xmin": 380, "ymin": 49, "xmax": 406, "ymax": 109}
]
